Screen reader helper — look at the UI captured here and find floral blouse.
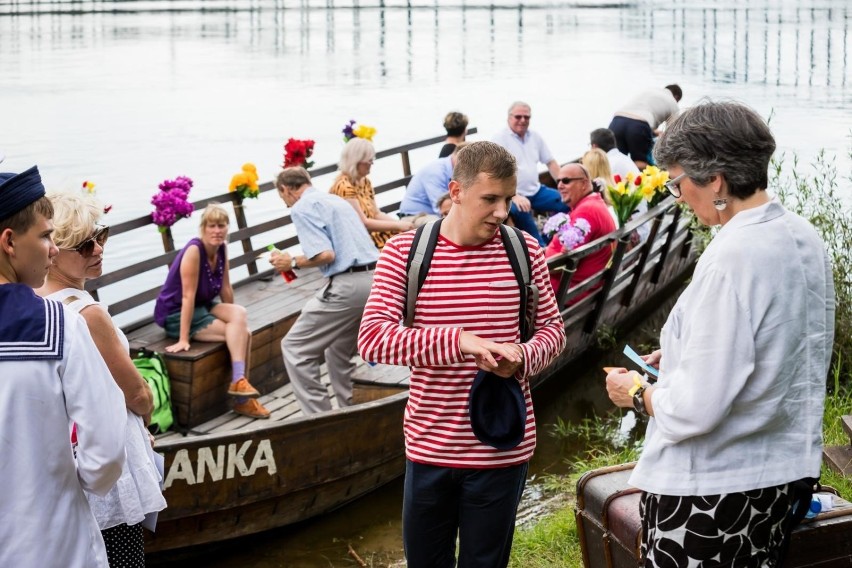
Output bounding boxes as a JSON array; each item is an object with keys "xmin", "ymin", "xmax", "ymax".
[{"xmin": 329, "ymin": 174, "xmax": 393, "ymax": 249}]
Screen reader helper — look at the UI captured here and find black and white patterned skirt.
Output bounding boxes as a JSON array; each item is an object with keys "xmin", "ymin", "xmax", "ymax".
[{"xmin": 640, "ymin": 483, "xmax": 794, "ymax": 567}]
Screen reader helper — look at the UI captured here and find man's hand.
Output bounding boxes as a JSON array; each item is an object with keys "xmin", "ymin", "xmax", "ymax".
[
  {"xmin": 511, "ymin": 195, "xmax": 532, "ymax": 212},
  {"xmin": 460, "ymin": 331, "xmax": 523, "ymax": 375},
  {"xmin": 270, "ymin": 250, "xmax": 293, "ymax": 272}
]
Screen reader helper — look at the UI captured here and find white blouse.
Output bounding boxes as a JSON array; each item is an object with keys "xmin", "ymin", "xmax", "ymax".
[
  {"xmin": 630, "ymin": 199, "xmax": 835, "ymax": 496},
  {"xmin": 49, "ymin": 288, "xmax": 167, "ymax": 529}
]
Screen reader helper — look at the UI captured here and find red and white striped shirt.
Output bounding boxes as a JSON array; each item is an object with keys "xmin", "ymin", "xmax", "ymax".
[{"xmin": 358, "ymin": 229, "xmax": 565, "ymax": 468}]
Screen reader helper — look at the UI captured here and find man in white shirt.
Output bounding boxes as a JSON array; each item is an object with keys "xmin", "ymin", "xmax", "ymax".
[
  {"xmin": 0, "ymin": 166, "xmax": 127, "ymax": 568},
  {"xmin": 492, "ymin": 101, "xmax": 567, "ymax": 246},
  {"xmin": 589, "ymin": 127, "xmax": 640, "ymax": 179},
  {"xmin": 608, "ymin": 84, "xmax": 682, "ymax": 170}
]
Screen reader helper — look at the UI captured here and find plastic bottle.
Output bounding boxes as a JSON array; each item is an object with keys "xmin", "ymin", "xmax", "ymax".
[
  {"xmin": 267, "ymin": 245, "xmax": 297, "ymax": 283},
  {"xmin": 804, "ymin": 496, "xmax": 822, "ymax": 519}
]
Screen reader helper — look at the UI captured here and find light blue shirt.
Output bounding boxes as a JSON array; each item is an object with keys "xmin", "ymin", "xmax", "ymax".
[
  {"xmin": 291, "ymin": 187, "xmax": 379, "ymax": 277},
  {"xmin": 399, "ymin": 157, "xmax": 453, "ymax": 215},
  {"xmin": 491, "ymin": 127, "xmax": 554, "ymax": 197}
]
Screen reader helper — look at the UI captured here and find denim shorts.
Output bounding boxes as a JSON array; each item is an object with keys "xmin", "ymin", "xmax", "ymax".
[{"xmin": 164, "ymin": 304, "xmax": 217, "ymax": 338}]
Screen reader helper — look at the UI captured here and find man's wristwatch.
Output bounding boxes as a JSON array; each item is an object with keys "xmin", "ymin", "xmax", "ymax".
[{"xmin": 291, "ymin": 257, "xmax": 299, "ymax": 270}]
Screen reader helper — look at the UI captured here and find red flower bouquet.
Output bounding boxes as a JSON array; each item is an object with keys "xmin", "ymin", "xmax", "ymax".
[{"xmin": 283, "ymin": 138, "xmax": 315, "ymax": 169}]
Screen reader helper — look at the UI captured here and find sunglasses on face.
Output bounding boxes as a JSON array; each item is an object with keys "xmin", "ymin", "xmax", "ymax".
[
  {"xmin": 67, "ymin": 225, "xmax": 109, "ymax": 258},
  {"xmin": 556, "ymin": 176, "xmax": 587, "ymax": 185},
  {"xmin": 512, "ymin": 114, "xmax": 531, "ymax": 121}
]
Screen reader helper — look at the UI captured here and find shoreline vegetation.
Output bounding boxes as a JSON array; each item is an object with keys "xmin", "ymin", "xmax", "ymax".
[{"xmin": 508, "ymin": 145, "xmax": 852, "ymax": 567}]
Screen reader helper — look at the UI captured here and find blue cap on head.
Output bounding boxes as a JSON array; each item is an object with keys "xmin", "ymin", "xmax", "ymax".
[
  {"xmin": 468, "ymin": 369, "xmax": 527, "ymax": 450},
  {"xmin": 0, "ymin": 166, "xmax": 46, "ymax": 221}
]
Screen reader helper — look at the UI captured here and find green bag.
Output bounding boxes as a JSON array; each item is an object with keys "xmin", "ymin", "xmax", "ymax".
[{"xmin": 133, "ymin": 350, "xmax": 175, "ymax": 434}]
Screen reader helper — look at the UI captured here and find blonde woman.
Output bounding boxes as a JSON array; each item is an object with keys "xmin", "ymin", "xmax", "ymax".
[
  {"xmin": 37, "ymin": 192, "xmax": 166, "ymax": 567},
  {"xmin": 329, "ymin": 138, "xmax": 414, "ymax": 249},
  {"xmin": 583, "ymin": 148, "xmax": 649, "ymax": 243},
  {"xmin": 154, "ymin": 203, "xmax": 269, "ymax": 419}
]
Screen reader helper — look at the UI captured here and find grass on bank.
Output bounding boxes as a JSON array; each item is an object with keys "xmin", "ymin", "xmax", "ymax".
[{"xmin": 510, "ymin": 146, "xmax": 852, "ymax": 567}]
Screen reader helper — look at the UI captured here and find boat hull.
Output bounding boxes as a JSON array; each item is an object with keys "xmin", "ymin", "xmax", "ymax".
[{"xmin": 145, "ymin": 390, "xmax": 408, "ymax": 552}]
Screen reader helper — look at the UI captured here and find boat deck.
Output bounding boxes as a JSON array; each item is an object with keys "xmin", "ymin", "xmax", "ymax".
[{"xmin": 155, "ymin": 361, "xmax": 410, "ymax": 442}]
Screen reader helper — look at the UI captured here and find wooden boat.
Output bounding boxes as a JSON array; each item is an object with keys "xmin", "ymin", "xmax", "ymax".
[{"xmin": 87, "ymin": 130, "xmax": 697, "ymax": 553}]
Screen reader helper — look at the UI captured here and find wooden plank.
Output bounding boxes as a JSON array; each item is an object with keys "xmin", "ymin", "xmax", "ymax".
[
  {"xmin": 824, "ymin": 445, "xmax": 852, "ymax": 477},
  {"xmin": 842, "ymin": 415, "xmax": 852, "ymax": 443}
]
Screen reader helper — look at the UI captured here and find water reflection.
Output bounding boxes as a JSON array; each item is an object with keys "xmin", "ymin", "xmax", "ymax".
[{"xmin": 4, "ymin": 3, "xmax": 848, "ymax": 95}]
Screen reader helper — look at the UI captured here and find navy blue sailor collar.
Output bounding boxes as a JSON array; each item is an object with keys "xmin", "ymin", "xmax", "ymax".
[{"xmin": 0, "ymin": 284, "xmax": 64, "ymax": 361}]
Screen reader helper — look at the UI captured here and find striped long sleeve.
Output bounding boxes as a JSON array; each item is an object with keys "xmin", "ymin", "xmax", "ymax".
[{"xmin": 358, "ymin": 229, "xmax": 565, "ymax": 468}]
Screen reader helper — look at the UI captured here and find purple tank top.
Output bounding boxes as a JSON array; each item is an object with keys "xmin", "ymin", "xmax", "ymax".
[{"xmin": 154, "ymin": 237, "xmax": 225, "ymax": 327}]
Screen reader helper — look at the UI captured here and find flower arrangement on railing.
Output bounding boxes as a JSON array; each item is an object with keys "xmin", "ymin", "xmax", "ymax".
[
  {"xmin": 542, "ymin": 213, "xmax": 592, "ymax": 251},
  {"xmin": 606, "ymin": 167, "xmax": 669, "ymax": 227},
  {"xmin": 81, "ymin": 180, "xmax": 113, "ymax": 214},
  {"xmin": 283, "ymin": 139, "xmax": 315, "ymax": 169},
  {"xmin": 229, "ymin": 163, "xmax": 260, "ymax": 199},
  {"xmin": 151, "ymin": 176, "xmax": 194, "ymax": 233},
  {"xmin": 341, "ymin": 119, "xmax": 377, "ymax": 142}
]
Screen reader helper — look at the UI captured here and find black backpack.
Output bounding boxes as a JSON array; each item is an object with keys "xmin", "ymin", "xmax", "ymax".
[{"xmin": 403, "ymin": 219, "xmax": 539, "ymax": 341}]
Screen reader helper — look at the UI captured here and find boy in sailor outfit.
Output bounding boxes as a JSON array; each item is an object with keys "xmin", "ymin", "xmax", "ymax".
[{"xmin": 0, "ymin": 166, "xmax": 127, "ymax": 568}]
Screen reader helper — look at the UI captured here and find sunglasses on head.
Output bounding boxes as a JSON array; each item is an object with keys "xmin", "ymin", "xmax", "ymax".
[{"xmin": 68, "ymin": 225, "xmax": 109, "ymax": 257}]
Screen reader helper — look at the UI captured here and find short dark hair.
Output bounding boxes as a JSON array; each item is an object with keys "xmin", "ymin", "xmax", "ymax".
[
  {"xmin": 443, "ymin": 111, "xmax": 469, "ymax": 137},
  {"xmin": 0, "ymin": 196, "xmax": 53, "ymax": 235},
  {"xmin": 276, "ymin": 167, "xmax": 312, "ymax": 190},
  {"xmin": 590, "ymin": 128, "xmax": 617, "ymax": 152},
  {"xmin": 453, "ymin": 141, "xmax": 516, "ymax": 189},
  {"xmin": 654, "ymin": 100, "xmax": 776, "ymax": 199},
  {"xmin": 665, "ymin": 84, "xmax": 683, "ymax": 102}
]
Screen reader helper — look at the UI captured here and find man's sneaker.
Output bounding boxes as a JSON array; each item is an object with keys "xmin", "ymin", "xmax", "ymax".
[
  {"xmin": 233, "ymin": 399, "xmax": 271, "ymax": 419},
  {"xmin": 227, "ymin": 377, "xmax": 260, "ymax": 398}
]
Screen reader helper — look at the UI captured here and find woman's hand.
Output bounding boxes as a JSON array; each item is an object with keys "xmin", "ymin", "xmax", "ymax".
[
  {"xmin": 165, "ymin": 339, "xmax": 191, "ymax": 353},
  {"xmin": 641, "ymin": 349, "xmax": 662, "ymax": 370},
  {"xmin": 396, "ymin": 220, "xmax": 416, "ymax": 232},
  {"xmin": 512, "ymin": 195, "xmax": 531, "ymax": 212},
  {"xmin": 606, "ymin": 368, "xmax": 639, "ymax": 408}
]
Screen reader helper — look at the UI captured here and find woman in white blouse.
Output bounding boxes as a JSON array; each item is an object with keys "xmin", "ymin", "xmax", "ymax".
[
  {"xmin": 605, "ymin": 101, "xmax": 835, "ymax": 566},
  {"xmin": 37, "ymin": 192, "xmax": 166, "ymax": 567}
]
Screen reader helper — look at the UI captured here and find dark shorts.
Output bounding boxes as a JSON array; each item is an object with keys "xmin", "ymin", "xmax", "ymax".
[
  {"xmin": 608, "ymin": 115, "xmax": 655, "ymax": 165},
  {"xmin": 164, "ymin": 304, "xmax": 217, "ymax": 338}
]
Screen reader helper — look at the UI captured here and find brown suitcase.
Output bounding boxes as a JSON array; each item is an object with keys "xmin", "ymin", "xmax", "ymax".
[{"xmin": 575, "ymin": 462, "xmax": 852, "ymax": 568}]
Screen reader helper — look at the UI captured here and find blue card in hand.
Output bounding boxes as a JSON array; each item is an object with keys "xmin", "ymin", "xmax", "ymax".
[{"xmin": 623, "ymin": 344, "xmax": 659, "ymax": 377}]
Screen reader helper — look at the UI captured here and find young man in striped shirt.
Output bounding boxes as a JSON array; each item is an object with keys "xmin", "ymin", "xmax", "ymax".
[{"xmin": 359, "ymin": 141, "xmax": 566, "ymax": 567}]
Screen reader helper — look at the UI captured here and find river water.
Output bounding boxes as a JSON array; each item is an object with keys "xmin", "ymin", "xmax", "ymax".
[{"xmin": 2, "ymin": 0, "xmax": 849, "ymax": 565}]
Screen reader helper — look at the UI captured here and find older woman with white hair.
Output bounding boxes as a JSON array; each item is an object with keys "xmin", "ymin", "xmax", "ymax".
[
  {"xmin": 36, "ymin": 192, "xmax": 166, "ymax": 567},
  {"xmin": 329, "ymin": 137, "xmax": 414, "ymax": 249},
  {"xmin": 605, "ymin": 100, "xmax": 835, "ymax": 566}
]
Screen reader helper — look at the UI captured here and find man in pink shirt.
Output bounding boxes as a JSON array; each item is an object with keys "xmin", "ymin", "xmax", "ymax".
[{"xmin": 359, "ymin": 142, "xmax": 565, "ymax": 567}]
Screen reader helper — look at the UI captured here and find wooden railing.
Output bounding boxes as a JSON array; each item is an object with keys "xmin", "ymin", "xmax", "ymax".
[{"xmin": 87, "ymin": 129, "xmax": 476, "ymax": 330}]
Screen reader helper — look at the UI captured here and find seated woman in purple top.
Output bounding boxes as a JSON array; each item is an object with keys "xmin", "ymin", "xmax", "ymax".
[{"xmin": 154, "ymin": 203, "xmax": 270, "ymax": 419}]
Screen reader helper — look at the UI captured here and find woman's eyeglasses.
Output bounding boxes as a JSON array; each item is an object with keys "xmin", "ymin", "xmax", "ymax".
[
  {"xmin": 665, "ymin": 173, "xmax": 688, "ymax": 198},
  {"xmin": 66, "ymin": 225, "xmax": 109, "ymax": 258}
]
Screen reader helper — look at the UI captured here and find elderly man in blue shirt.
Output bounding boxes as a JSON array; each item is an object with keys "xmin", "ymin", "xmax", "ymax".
[
  {"xmin": 271, "ymin": 167, "xmax": 380, "ymax": 414},
  {"xmin": 399, "ymin": 144, "xmax": 465, "ymax": 223},
  {"xmin": 492, "ymin": 101, "xmax": 568, "ymax": 246}
]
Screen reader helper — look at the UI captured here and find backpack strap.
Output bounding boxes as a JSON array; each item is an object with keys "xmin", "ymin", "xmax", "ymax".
[
  {"xmin": 500, "ymin": 225, "xmax": 539, "ymax": 342},
  {"xmin": 404, "ymin": 219, "xmax": 442, "ymax": 328}
]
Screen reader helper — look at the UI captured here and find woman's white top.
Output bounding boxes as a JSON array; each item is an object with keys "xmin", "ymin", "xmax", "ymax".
[
  {"xmin": 48, "ymin": 288, "xmax": 167, "ymax": 529},
  {"xmin": 630, "ymin": 199, "xmax": 835, "ymax": 496}
]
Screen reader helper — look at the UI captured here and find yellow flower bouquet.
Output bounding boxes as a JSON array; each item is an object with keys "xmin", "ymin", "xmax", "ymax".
[
  {"xmin": 606, "ymin": 166, "xmax": 670, "ymax": 227},
  {"xmin": 229, "ymin": 163, "xmax": 260, "ymax": 200}
]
